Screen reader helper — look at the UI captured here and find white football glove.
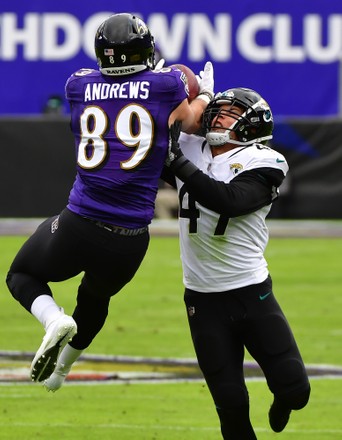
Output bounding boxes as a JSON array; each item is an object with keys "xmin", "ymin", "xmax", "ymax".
[
  {"xmin": 154, "ymin": 58, "xmax": 165, "ymax": 71},
  {"xmin": 196, "ymin": 61, "xmax": 214, "ymax": 103}
]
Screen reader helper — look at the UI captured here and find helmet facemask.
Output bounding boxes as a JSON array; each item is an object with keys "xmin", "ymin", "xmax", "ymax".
[{"xmin": 204, "ymin": 88, "xmax": 273, "ymax": 147}]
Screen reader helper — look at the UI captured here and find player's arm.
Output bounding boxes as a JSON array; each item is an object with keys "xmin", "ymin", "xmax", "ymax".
[
  {"xmin": 165, "ymin": 121, "xmax": 286, "ymax": 216},
  {"xmin": 160, "ymin": 167, "xmax": 177, "ymax": 189},
  {"xmin": 176, "ymin": 167, "xmax": 285, "ymax": 216},
  {"xmin": 169, "ymin": 62, "xmax": 214, "ymax": 134}
]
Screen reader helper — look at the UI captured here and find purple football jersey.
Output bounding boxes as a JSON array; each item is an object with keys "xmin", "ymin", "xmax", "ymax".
[{"xmin": 65, "ymin": 67, "xmax": 188, "ymax": 228}]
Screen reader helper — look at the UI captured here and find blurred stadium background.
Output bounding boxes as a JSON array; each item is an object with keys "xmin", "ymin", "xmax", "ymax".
[{"xmin": 1, "ymin": 1, "xmax": 342, "ymax": 219}]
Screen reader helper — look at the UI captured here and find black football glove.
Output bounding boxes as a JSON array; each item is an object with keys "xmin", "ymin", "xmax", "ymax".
[
  {"xmin": 165, "ymin": 120, "xmax": 183, "ymax": 167},
  {"xmin": 165, "ymin": 120, "xmax": 200, "ymax": 180}
]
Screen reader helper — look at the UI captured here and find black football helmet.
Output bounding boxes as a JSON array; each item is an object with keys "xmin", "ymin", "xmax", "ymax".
[
  {"xmin": 95, "ymin": 13, "xmax": 155, "ymax": 76},
  {"xmin": 203, "ymin": 88, "xmax": 273, "ymax": 147}
]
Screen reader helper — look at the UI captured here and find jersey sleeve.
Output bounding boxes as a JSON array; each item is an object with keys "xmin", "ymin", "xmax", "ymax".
[
  {"xmin": 171, "ymin": 141, "xmax": 288, "ymax": 217},
  {"xmin": 179, "ymin": 168, "xmax": 280, "ymax": 216},
  {"xmin": 161, "ymin": 166, "xmax": 177, "ymax": 188},
  {"xmin": 65, "ymin": 69, "xmax": 96, "ymax": 102},
  {"xmin": 151, "ymin": 67, "xmax": 188, "ymax": 104},
  {"xmin": 243, "ymin": 146, "xmax": 289, "ymax": 177}
]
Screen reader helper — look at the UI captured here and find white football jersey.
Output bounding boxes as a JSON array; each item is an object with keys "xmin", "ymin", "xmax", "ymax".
[{"xmin": 176, "ymin": 133, "xmax": 289, "ymax": 292}]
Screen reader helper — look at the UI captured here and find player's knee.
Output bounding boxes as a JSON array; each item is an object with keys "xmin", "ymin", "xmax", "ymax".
[
  {"xmin": 272, "ymin": 357, "xmax": 308, "ymax": 387},
  {"xmin": 271, "ymin": 357, "xmax": 311, "ymax": 409},
  {"xmin": 6, "ymin": 270, "xmax": 51, "ymax": 311},
  {"xmin": 7, "ymin": 270, "xmax": 32, "ymax": 301},
  {"xmin": 79, "ymin": 275, "xmax": 114, "ymax": 300},
  {"xmin": 279, "ymin": 383, "xmax": 311, "ymax": 410},
  {"xmin": 292, "ymin": 385, "xmax": 311, "ymax": 409},
  {"xmin": 283, "ymin": 356, "xmax": 306, "ymax": 381},
  {"xmin": 6, "ymin": 270, "xmax": 21, "ymax": 301}
]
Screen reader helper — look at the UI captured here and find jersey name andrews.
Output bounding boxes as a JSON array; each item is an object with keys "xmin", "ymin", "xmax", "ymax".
[{"xmin": 84, "ymin": 81, "xmax": 150, "ymax": 102}]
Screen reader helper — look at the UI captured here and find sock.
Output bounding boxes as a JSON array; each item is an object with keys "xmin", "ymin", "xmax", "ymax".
[
  {"xmin": 57, "ymin": 344, "xmax": 83, "ymax": 369},
  {"xmin": 44, "ymin": 345, "xmax": 83, "ymax": 391},
  {"xmin": 30, "ymin": 295, "xmax": 64, "ymax": 330}
]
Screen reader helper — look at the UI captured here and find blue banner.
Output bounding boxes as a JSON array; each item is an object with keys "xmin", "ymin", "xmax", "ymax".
[{"xmin": 1, "ymin": 1, "xmax": 342, "ymax": 116}]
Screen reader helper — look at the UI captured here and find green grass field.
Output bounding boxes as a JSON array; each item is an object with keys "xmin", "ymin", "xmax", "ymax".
[
  {"xmin": 1, "ymin": 233, "xmax": 342, "ymax": 439},
  {"xmin": 1, "ymin": 380, "xmax": 340, "ymax": 440}
]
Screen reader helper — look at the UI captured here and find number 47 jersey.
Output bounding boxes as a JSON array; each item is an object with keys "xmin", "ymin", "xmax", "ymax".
[
  {"xmin": 65, "ymin": 67, "xmax": 188, "ymax": 229},
  {"xmin": 176, "ymin": 133, "xmax": 289, "ymax": 293}
]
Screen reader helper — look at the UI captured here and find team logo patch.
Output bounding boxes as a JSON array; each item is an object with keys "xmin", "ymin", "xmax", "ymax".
[
  {"xmin": 187, "ymin": 306, "xmax": 195, "ymax": 317},
  {"xmin": 263, "ymin": 109, "xmax": 273, "ymax": 122},
  {"xmin": 51, "ymin": 216, "xmax": 59, "ymax": 234},
  {"xmin": 179, "ymin": 72, "xmax": 190, "ymax": 95},
  {"xmin": 75, "ymin": 68, "xmax": 93, "ymax": 77},
  {"xmin": 230, "ymin": 163, "xmax": 243, "ymax": 174}
]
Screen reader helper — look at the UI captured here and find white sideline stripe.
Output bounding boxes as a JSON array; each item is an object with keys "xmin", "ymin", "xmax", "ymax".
[{"xmin": 0, "ymin": 422, "xmax": 340, "ymax": 435}]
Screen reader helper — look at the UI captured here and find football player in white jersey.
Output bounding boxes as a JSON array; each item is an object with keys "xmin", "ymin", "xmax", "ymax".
[{"xmin": 163, "ymin": 88, "xmax": 310, "ymax": 439}]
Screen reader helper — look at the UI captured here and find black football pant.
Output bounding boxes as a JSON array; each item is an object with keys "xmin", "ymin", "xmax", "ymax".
[
  {"xmin": 6, "ymin": 208, "xmax": 149, "ymax": 350},
  {"xmin": 184, "ymin": 276, "xmax": 310, "ymax": 440}
]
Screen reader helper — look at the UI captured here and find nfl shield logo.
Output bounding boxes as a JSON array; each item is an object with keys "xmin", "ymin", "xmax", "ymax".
[{"xmin": 188, "ymin": 306, "xmax": 195, "ymax": 317}]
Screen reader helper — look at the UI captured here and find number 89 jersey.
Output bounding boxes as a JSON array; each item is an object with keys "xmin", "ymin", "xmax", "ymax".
[
  {"xmin": 65, "ymin": 67, "xmax": 188, "ymax": 228},
  {"xmin": 176, "ymin": 133, "xmax": 288, "ymax": 293}
]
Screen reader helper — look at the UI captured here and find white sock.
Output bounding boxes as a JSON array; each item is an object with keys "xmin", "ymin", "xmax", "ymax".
[
  {"xmin": 57, "ymin": 344, "xmax": 83, "ymax": 369},
  {"xmin": 30, "ymin": 295, "xmax": 64, "ymax": 330},
  {"xmin": 44, "ymin": 345, "xmax": 83, "ymax": 392}
]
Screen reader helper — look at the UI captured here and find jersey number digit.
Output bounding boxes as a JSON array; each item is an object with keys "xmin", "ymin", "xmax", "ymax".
[
  {"xmin": 77, "ymin": 104, "xmax": 154, "ymax": 170},
  {"xmin": 179, "ymin": 185, "xmax": 230, "ymax": 235},
  {"xmin": 179, "ymin": 185, "xmax": 200, "ymax": 234}
]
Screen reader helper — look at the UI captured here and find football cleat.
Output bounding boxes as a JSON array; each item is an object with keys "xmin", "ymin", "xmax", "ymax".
[
  {"xmin": 269, "ymin": 398, "xmax": 292, "ymax": 433},
  {"xmin": 30, "ymin": 315, "xmax": 77, "ymax": 382}
]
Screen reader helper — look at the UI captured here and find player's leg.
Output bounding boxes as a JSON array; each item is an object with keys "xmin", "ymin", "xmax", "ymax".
[
  {"xmin": 70, "ymin": 226, "xmax": 149, "ymax": 350},
  {"xmin": 43, "ymin": 272, "xmax": 111, "ymax": 392},
  {"xmin": 241, "ymin": 277, "xmax": 310, "ymax": 433},
  {"xmin": 45, "ymin": 225, "xmax": 150, "ymax": 391},
  {"xmin": 7, "ymin": 210, "xmax": 85, "ymax": 308},
  {"xmin": 184, "ymin": 289, "xmax": 257, "ymax": 440},
  {"xmin": 6, "ymin": 209, "xmax": 85, "ymax": 381}
]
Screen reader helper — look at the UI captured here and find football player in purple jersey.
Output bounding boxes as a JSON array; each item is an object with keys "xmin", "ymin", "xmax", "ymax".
[
  {"xmin": 6, "ymin": 13, "xmax": 214, "ymax": 391},
  {"xmin": 163, "ymin": 88, "xmax": 310, "ymax": 439}
]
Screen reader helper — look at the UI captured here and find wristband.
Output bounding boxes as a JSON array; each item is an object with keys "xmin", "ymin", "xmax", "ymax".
[
  {"xmin": 170, "ymin": 156, "xmax": 199, "ymax": 179},
  {"xmin": 196, "ymin": 91, "xmax": 214, "ymax": 104}
]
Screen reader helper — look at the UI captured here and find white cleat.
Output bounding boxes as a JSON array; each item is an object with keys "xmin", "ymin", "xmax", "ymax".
[{"xmin": 30, "ymin": 315, "xmax": 77, "ymax": 382}]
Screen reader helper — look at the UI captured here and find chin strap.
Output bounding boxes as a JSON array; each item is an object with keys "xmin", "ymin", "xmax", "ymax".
[{"xmin": 206, "ymin": 130, "xmax": 272, "ymax": 147}]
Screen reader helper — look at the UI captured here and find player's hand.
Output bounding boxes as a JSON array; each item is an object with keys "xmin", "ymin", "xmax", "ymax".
[
  {"xmin": 154, "ymin": 58, "xmax": 165, "ymax": 71},
  {"xmin": 196, "ymin": 61, "xmax": 214, "ymax": 101},
  {"xmin": 165, "ymin": 120, "xmax": 183, "ymax": 167}
]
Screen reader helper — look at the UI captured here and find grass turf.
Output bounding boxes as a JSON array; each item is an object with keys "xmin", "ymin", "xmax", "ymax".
[
  {"xmin": 1, "ymin": 235, "xmax": 341, "ymax": 364},
  {"xmin": 0, "ymin": 234, "xmax": 341, "ymax": 439},
  {"xmin": 0, "ymin": 379, "xmax": 341, "ymax": 440}
]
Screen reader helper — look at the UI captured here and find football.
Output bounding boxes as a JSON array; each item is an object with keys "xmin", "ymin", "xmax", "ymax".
[{"xmin": 171, "ymin": 64, "xmax": 200, "ymax": 101}]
